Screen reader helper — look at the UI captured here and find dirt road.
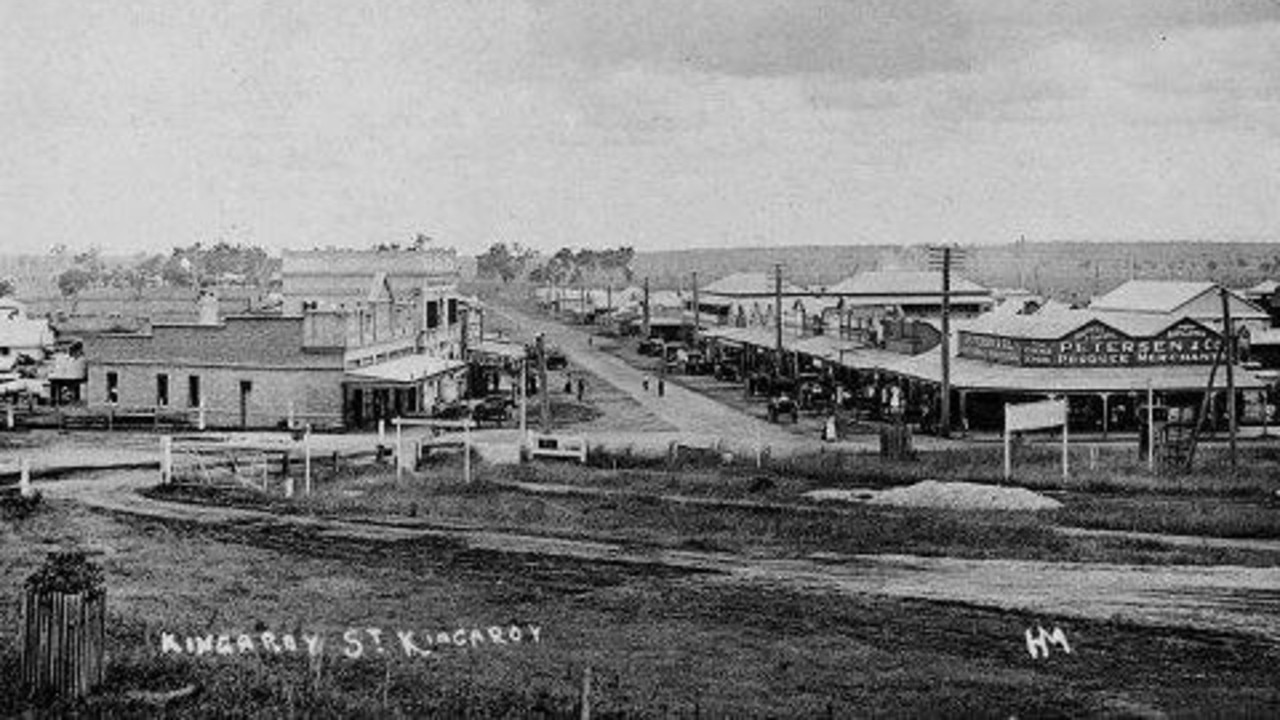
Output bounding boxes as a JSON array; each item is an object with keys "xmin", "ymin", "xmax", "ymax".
[{"xmin": 43, "ymin": 469, "xmax": 1280, "ymax": 644}]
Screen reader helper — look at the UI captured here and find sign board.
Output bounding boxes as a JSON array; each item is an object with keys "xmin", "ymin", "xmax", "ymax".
[
  {"xmin": 960, "ymin": 319, "xmax": 1222, "ymax": 368},
  {"xmin": 1006, "ymin": 399, "xmax": 1066, "ymax": 432},
  {"xmin": 1004, "ymin": 399, "xmax": 1069, "ymax": 481}
]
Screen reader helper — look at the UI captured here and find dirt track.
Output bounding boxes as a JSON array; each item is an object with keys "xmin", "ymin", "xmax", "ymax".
[{"xmin": 41, "ymin": 469, "xmax": 1280, "ymax": 644}]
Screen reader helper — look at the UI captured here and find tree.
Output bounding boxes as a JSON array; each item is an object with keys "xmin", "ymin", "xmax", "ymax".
[
  {"xmin": 57, "ymin": 267, "xmax": 94, "ymax": 297},
  {"xmin": 476, "ymin": 242, "xmax": 535, "ymax": 283}
]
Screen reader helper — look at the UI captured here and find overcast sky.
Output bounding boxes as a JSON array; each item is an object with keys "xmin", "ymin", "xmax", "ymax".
[{"xmin": 3, "ymin": 0, "xmax": 1279, "ymax": 256}]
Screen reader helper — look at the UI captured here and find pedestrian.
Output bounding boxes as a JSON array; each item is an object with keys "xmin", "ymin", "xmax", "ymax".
[
  {"xmin": 576, "ymin": 378, "xmax": 585, "ymax": 401},
  {"xmin": 642, "ymin": 375, "xmax": 650, "ymax": 393},
  {"xmin": 564, "ymin": 378, "xmax": 573, "ymax": 394},
  {"xmin": 657, "ymin": 377, "xmax": 665, "ymax": 397}
]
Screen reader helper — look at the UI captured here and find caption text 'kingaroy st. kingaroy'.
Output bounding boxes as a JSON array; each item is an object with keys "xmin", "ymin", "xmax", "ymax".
[{"xmin": 160, "ymin": 625, "xmax": 543, "ymax": 659}]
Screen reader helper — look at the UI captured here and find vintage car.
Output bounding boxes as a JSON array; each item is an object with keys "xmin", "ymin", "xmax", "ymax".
[
  {"xmin": 767, "ymin": 394, "xmax": 799, "ymax": 424},
  {"xmin": 472, "ymin": 395, "xmax": 512, "ymax": 426}
]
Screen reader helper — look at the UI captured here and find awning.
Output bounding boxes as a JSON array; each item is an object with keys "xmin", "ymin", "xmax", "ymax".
[
  {"xmin": 345, "ymin": 355, "xmax": 467, "ymax": 385},
  {"xmin": 469, "ymin": 340, "xmax": 527, "ymax": 361},
  {"xmin": 884, "ymin": 348, "xmax": 1269, "ymax": 393}
]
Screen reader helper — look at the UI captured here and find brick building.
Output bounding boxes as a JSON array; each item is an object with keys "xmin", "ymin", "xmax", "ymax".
[{"xmin": 83, "ymin": 251, "xmax": 470, "ymax": 429}]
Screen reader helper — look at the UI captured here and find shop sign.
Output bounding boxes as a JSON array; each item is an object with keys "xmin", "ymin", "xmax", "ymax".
[{"xmin": 960, "ymin": 319, "xmax": 1221, "ymax": 368}]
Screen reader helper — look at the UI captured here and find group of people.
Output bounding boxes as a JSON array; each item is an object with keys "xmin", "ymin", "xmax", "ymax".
[{"xmin": 641, "ymin": 374, "xmax": 666, "ymax": 397}]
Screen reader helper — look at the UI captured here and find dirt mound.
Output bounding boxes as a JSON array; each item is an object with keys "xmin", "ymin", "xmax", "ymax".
[{"xmin": 867, "ymin": 480, "xmax": 1062, "ymax": 512}]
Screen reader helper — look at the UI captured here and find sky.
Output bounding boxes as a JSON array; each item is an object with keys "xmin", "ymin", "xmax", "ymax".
[{"xmin": 3, "ymin": 0, "xmax": 1279, "ymax": 257}]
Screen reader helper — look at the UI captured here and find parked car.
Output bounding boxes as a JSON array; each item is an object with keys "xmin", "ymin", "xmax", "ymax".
[
  {"xmin": 768, "ymin": 394, "xmax": 799, "ymax": 424},
  {"xmin": 545, "ymin": 347, "xmax": 568, "ymax": 370},
  {"xmin": 432, "ymin": 400, "xmax": 471, "ymax": 421},
  {"xmin": 472, "ymin": 395, "xmax": 511, "ymax": 426}
]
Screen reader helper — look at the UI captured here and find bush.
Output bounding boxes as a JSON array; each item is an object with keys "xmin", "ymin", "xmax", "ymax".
[
  {"xmin": 25, "ymin": 550, "xmax": 105, "ymax": 597},
  {"xmin": 0, "ymin": 490, "xmax": 42, "ymax": 519}
]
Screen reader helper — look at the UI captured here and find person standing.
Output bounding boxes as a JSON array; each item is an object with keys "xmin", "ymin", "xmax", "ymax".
[
  {"xmin": 657, "ymin": 377, "xmax": 666, "ymax": 397},
  {"xmin": 642, "ymin": 375, "xmax": 650, "ymax": 393}
]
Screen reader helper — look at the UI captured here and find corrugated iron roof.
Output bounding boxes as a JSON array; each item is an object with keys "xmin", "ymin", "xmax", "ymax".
[
  {"xmin": 701, "ymin": 272, "xmax": 805, "ymax": 297},
  {"xmin": 1090, "ymin": 280, "xmax": 1216, "ymax": 314},
  {"xmin": 345, "ymin": 354, "xmax": 466, "ymax": 384},
  {"xmin": 827, "ymin": 270, "xmax": 989, "ymax": 297},
  {"xmin": 962, "ymin": 309, "xmax": 1216, "ymax": 341}
]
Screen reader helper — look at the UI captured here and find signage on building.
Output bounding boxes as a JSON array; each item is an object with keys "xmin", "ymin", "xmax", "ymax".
[{"xmin": 960, "ymin": 319, "xmax": 1222, "ymax": 368}]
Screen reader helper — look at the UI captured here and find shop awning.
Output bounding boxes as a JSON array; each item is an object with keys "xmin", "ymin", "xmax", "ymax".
[
  {"xmin": 345, "ymin": 355, "xmax": 467, "ymax": 385},
  {"xmin": 469, "ymin": 340, "xmax": 527, "ymax": 361},
  {"xmin": 884, "ymin": 348, "xmax": 1269, "ymax": 393}
]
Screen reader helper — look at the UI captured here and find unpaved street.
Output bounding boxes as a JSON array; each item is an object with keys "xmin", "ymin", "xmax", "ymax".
[{"xmin": 41, "ymin": 468, "xmax": 1280, "ymax": 644}]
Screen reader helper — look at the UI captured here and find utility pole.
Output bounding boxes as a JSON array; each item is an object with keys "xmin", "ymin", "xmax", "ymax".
[
  {"xmin": 536, "ymin": 332, "xmax": 550, "ymax": 433},
  {"xmin": 774, "ymin": 264, "xmax": 784, "ymax": 383},
  {"xmin": 927, "ymin": 246, "xmax": 956, "ymax": 438},
  {"xmin": 642, "ymin": 276, "xmax": 651, "ymax": 340},
  {"xmin": 691, "ymin": 271, "xmax": 700, "ymax": 345},
  {"xmin": 1221, "ymin": 288, "xmax": 1237, "ymax": 470}
]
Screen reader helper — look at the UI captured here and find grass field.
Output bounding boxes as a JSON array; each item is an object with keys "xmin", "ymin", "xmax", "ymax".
[{"xmin": 3, "ymin": 497, "xmax": 1279, "ymax": 717}]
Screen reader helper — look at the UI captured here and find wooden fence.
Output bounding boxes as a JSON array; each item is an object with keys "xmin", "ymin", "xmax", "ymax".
[{"xmin": 20, "ymin": 588, "xmax": 106, "ymax": 700}]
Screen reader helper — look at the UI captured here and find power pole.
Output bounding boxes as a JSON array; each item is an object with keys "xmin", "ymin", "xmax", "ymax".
[
  {"xmin": 536, "ymin": 332, "xmax": 550, "ymax": 433},
  {"xmin": 1222, "ymin": 288, "xmax": 1237, "ymax": 470},
  {"xmin": 642, "ymin": 277, "xmax": 651, "ymax": 339},
  {"xmin": 927, "ymin": 246, "xmax": 958, "ymax": 437},
  {"xmin": 691, "ymin": 271, "xmax": 700, "ymax": 345},
  {"xmin": 941, "ymin": 248, "xmax": 952, "ymax": 437},
  {"xmin": 774, "ymin": 264, "xmax": 784, "ymax": 383}
]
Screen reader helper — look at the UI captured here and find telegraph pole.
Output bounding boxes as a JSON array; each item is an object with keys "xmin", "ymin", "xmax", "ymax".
[
  {"xmin": 774, "ymin": 264, "xmax": 784, "ymax": 383},
  {"xmin": 691, "ymin": 271, "xmax": 700, "ymax": 345},
  {"xmin": 642, "ymin": 276, "xmax": 651, "ymax": 339},
  {"xmin": 1221, "ymin": 288, "xmax": 1237, "ymax": 470},
  {"xmin": 941, "ymin": 247, "xmax": 952, "ymax": 437},
  {"xmin": 536, "ymin": 332, "xmax": 550, "ymax": 432}
]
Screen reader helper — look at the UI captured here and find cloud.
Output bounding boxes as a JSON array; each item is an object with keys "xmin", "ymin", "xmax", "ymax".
[{"xmin": 529, "ymin": 0, "xmax": 974, "ymax": 80}]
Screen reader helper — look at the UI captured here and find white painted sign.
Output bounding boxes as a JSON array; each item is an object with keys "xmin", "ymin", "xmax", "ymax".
[
  {"xmin": 1005, "ymin": 399, "xmax": 1066, "ymax": 432},
  {"xmin": 1004, "ymin": 398, "xmax": 1070, "ymax": 481}
]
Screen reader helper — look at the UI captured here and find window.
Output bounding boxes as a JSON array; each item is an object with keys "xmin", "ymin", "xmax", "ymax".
[
  {"xmin": 156, "ymin": 374, "xmax": 169, "ymax": 407},
  {"xmin": 426, "ymin": 300, "xmax": 439, "ymax": 329},
  {"xmin": 106, "ymin": 372, "xmax": 119, "ymax": 403},
  {"xmin": 447, "ymin": 298, "xmax": 458, "ymax": 325},
  {"xmin": 188, "ymin": 375, "xmax": 201, "ymax": 408}
]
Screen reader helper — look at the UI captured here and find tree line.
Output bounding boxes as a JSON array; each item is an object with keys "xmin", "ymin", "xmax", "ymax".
[
  {"xmin": 476, "ymin": 242, "xmax": 635, "ymax": 285},
  {"xmin": 54, "ymin": 243, "xmax": 279, "ymax": 298}
]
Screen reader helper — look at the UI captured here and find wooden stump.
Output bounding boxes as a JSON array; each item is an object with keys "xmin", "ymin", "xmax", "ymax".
[
  {"xmin": 20, "ymin": 588, "xmax": 106, "ymax": 700},
  {"xmin": 879, "ymin": 423, "xmax": 914, "ymax": 460}
]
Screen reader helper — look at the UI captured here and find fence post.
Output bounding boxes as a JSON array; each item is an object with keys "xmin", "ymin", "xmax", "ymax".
[
  {"xmin": 159, "ymin": 436, "xmax": 173, "ymax": 484},
  {"xmin": 579, "ymin": 666, "xmax": 593, "ymax": 720},
  {"xmin": 19, "ymin": 458, "xmax": 32, "ymax": 497},
  {"xmin": 303, "ymin": 428, "xmax": 312, "ymax": 496}
]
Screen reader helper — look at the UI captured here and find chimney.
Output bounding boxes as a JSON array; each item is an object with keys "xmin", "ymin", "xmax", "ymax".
[{"xmin": 198, "ymin": 291, "xmax": 219, "ymax": 325}]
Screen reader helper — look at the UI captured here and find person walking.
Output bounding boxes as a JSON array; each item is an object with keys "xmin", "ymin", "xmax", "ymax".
[
  {"xmin": 657, "ymin": 377, "xmax": 666, "ymax": 397},
  {"xmin": 642, "ymin": 375, "xmax": 651, "ymax": 393},
  {"xmin": 576, "ymin": 378, "xmax": 585, "ymax": 401}
]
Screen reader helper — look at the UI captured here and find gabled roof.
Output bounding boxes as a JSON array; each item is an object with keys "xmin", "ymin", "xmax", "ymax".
[
  {"xmin": 1089, "ymin": 280, "xmax": 1217, "ymax": 314},
  {"xmin": 962, "ymin": 309, "xmax": 1214, "ymax": 341},
  {"xmin": 827, "ymin": 270, "xmax": 989, "ymax": 297},
  {"xmin": 1246, "ymin": 280, "xmax": 1278, "ymax": 297},
  {"xmin": 700, "ymin": 272, "xmax": 804, "ymax": 297}
]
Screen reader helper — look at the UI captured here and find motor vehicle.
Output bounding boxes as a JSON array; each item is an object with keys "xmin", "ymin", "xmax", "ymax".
[
  {"xmin": 472, "ymin": 395, "xmax": 512, "ymax": 426},
  {"xmin": 545, "ymin": 347, "xmax": 568, "ymax": 370},
  {"xmin": 768, "ymin": 394, "xmax": 799, "ymax": 424},
  {"xmin": 432, "ymin": 400, "xmax": 471, "ymax": 421}
]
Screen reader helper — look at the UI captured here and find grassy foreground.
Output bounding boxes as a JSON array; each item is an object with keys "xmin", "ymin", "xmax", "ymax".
[{"xmin": 3, "ymin": 498, "xmax": 1279, "ymax": 717}]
